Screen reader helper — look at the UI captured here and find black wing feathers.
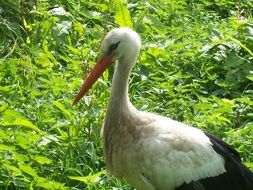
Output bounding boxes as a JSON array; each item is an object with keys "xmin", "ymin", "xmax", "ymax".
[
  {"xmin": 205, "ymin": 132, "xmax": 253, "ymax": 190},
  {"xmin": 204, "ymin": 132, "xmax": 241, "ymax": 161},
  {"xmin": 176, "ymin": 132, "xmax": 253, "ymax": 190}
]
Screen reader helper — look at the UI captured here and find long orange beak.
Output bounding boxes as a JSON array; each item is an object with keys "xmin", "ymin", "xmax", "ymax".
[{"xmin": 72, "ymin": 55, "xmax": 113, "ymax": 106}]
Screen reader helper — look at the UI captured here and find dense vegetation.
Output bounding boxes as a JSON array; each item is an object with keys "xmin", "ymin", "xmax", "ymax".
[{"xmin": 0, "ymin": 0, "xmax": 252, "ymax": 189}]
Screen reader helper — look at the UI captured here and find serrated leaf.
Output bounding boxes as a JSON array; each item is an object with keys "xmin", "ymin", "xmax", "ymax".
[
  {"xmin": 1, "ymin": 109, "xmax": 40, "ymax": 132},
  {"xmin": 223, "ymin": 53, "xmax": 243, "ymax": 69},
  {"xmin": 193, "ymin": 103, "xmax": 213, "ymax": 110},
  {"xmin": 3, "ymin": 164, "xmax": 22, "ymax": 176},
  {"xmin": 0, "ymin": 85, "xmax": 11, "ymax": 91},
  {"xmin": 246, "ymin": 75, "xmax": 253, "ymax": 81},
  {"xmin": 114, "ymin": 3, "xmax": 133, "ymax": 27},
  {"xmin": 234, "ymin": 123, "xmax": 253, "ymax": 136},
  {"xmin": 36, "ymin": 176, "xmax": 69, "ymax": 190},
  {"xmin": 52, "ymin": 100, "xmax": 73, "ymax": 119},
  {"xmin": 68, "ymin": 170, "xmax": 107, "ymax": 185},
  {"xmin": 33, "ymin": 156, "xmax": 52, "ymax": 165},
  {"xmin": 1, "ymin": 118, "xmax": 39, "ymax": 132},
  {"xmin": 73, "ymin": 22, "xmax": 84, "ymax": 37},
  {"xmin": 12, "ymin": 152, "xmax": 29, "ymax": 163},
  {"xmin": 19, "ymin": 165, "xmax": 38, "ymax": 178},
  {"xmin": 0, "ymin": 144, "xmax": 15, "ymax": 151},
  {"xmin": 143, "ymin": 15, "xmax": 167, "ymax": 35},
  {"xmin": 37, "ymin": 135, "xmax": 59, "ymax": 147},
  {"xmin": 16, "ymin": 134, "xmax": 30, "ymax": 149},
  {"xmin": 222, "ymin": 98, "xmax": 234, "ymax": 106}
]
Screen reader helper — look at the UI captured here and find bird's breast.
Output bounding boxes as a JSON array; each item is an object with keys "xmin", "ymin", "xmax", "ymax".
[{"xmin": 103, "ymin": 120, "xmax": 138, "ymax": 175}]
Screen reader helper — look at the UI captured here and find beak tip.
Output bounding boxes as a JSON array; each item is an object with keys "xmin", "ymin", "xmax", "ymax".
[
  {"xmin": 72, "ymin": 97, "xmax": 79, "ymax": 106},
  {"xmin": 72, "ymin": 55, "xmax": 112, "ymax": 107}
]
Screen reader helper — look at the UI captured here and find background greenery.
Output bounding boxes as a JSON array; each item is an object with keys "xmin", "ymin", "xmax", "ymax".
[{"xmin": 0, "ymin": 0, "xmax": 253, "ymax": 189}]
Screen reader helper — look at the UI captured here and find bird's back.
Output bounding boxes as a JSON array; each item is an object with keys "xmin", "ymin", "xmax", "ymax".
[{"xmin": 103, "ymin": 111, "xmax": 252, "ymax": 190}]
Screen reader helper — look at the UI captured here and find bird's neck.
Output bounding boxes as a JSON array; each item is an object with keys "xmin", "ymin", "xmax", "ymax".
[
  {"xmin": 103, "ymin": 55, "xmax": 145, "ymax": 172},
  {"xmin": 105, "ymin": 57, "xmax": 138, "ymax": 124}
]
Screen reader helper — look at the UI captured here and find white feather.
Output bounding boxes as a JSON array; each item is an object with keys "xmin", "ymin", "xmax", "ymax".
[
  {"xmin": 97, "ymin": 28, "xmax": 227, "ymax": 190},
  {"xmin": 109, "ymin": 112, "xmax": 226, "ymax": 190}
]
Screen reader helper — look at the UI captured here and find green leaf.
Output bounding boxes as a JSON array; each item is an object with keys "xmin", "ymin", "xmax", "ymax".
[
  {"xmin": 37, "ymin": 135, "xmax": 59, "ymax": 147},
  {"xmin": 0, "ymin": 102, "xmax": 8, "ymax": 112},
  {"xmin": 0, "ymin": 144, "xmax": 15, "ymax": 151},
  {"xmin": 36, "ymin": 52, "xmax": 55, "ymax": 68},
  {"xmin": 143, "ymin": 15, "xmax": 167, "ymax": 35},
  {"xmin": 12, "ymin": 152, "xmax": 29, "ymax": 163},
  {"xmin": 113, "ymin": 1, "xmax": 133, "ymax": 27},
  {"xmin": 222, "ymin": 52, "xmax": 243, "ymax": 69},
  {"xmin": 73, "ymin": 22, "xmax": 84, "ymax": 37},
  {"xmin": 16, "ymin": 134, "xmax": 30, "ymax": 149},
  {"xmin": 193, "ymin": 103, "xmax": 213, "ymax": 110},
  {"xmin": 19, "ymin": 164, "xmax": 38, "ymax": 178},
  {"xmin": 0, "ymin": 85, "xmax": 11, "ymax": 92},
  {"xmin": 6, "ymin": 165, "xmax": 22, "ymax": 176},
  {"xmin": 2, "ymin": 117, "xmax": 39, "ymax": 132},
  {"xmin": 246, "ymin": 75, "xmax": 253, "ymax": 81},
  {"xmin": 235, "ymin": 123, "xmax": 253, "ymax": 135},
  {"xmin": 33, "ymin": 155, "xmax": 52, "ymax": 165},
  {"xmin": 68, "ymin": 170, "xmax": 107, "ymax": 185},
  {"xmin": 52, "ymin": 100, "xmax": 73, "ymax": 119},
  {"xmin": 1, "ymin": 109, "xmax": 40, "ymax": 132},
  {"xmin": 36, "ymin": 176, "xmax": 69, "ymax": 190}
]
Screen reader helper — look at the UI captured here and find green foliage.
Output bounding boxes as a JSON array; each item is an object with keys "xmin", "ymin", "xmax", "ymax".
[{"xmin": 0, "ymin": 0, "xmax": 252, "ymax": 189}]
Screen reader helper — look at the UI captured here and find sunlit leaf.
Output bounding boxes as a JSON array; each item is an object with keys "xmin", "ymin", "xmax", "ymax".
[
  {"xmin": 113, "ymin": 1, "xmax": 133, "ymax": 27},
  {"xmin": 68, "ymin": 170, "xmax": 107, "ymax": 185},
  {"xmin": 36, "ymin": 176, "xmax": 69, "ymax": 190},
  {"xmin": 193, "ymin": 103, "xmax": 213, "ymax": 110},
  {"xmin": 12, "ymin": 152, "xmax": 29, "ymax": 163},
  {"xmin": 246, "ymin": 75, "xmax": 253, "ymax": 81},
  {"xmin": 73, "ymin": 22, "xmax": 84, "ymax": 37},
  {"xmin": 0, "ymin": 144, "xmax": 15, "ymax": 151},
  {"xmin": 2, "ymin": 164, "xmax": 22, "ymax": 176},
  {"xmin": 52, "ymin": 100, "xmax": 73, "ymax": 119},
  {"xmin": 19, "ymin": 165, "xmax": 38, "ymax": 178},
  {"xmin": 1, "ymin": 109, "xmax": 40, "ymax": 132},
  {"xmin": 1, "ymin": 0, "xmax": 253, "ymax": 189},
  {"xmin": 0, "ymin": 85, "xmax": 11, "ymax": 91},
  {"xmin": 33, "ymin": 156, "xmax": 52, "ymax": 165}
]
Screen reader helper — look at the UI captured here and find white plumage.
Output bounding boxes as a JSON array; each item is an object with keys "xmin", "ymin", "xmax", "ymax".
[
  {"xmin": 104, "ymin": 111, "xmax": 225, "ymax": 190},
  {"xmin": 73, "ymin": 27, "xmax": 253, "ymax": 190}
]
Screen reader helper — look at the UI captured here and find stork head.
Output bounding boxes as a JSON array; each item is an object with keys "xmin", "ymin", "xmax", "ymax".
[
  {"xmin": 101, "ymin": 27, "xmax": 141, "ymax": 62},
  {"xmin": 72, "ymin": 27, "xmax": 141, "ymax": 105}
]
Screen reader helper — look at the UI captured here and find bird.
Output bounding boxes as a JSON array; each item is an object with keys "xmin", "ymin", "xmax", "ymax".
[{"xmin": 72, "ymin": 27, "xmax": 253, "ymax": 190}]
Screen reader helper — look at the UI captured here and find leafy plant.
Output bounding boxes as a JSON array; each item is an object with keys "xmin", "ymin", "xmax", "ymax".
[{"xmin": 0, "ymin": 0, "xmax": 252, "ymax": 189}]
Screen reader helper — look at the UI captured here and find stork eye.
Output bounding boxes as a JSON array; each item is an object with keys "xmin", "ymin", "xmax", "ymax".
[{"xmin": 109, "ymin": 41, "xmax": 120, "ymax": 52}]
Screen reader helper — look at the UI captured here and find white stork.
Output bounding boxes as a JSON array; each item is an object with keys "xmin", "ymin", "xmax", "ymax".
[{"xmin": 73, "ymin": 27, "xmax": 253, "ymax": 190}]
